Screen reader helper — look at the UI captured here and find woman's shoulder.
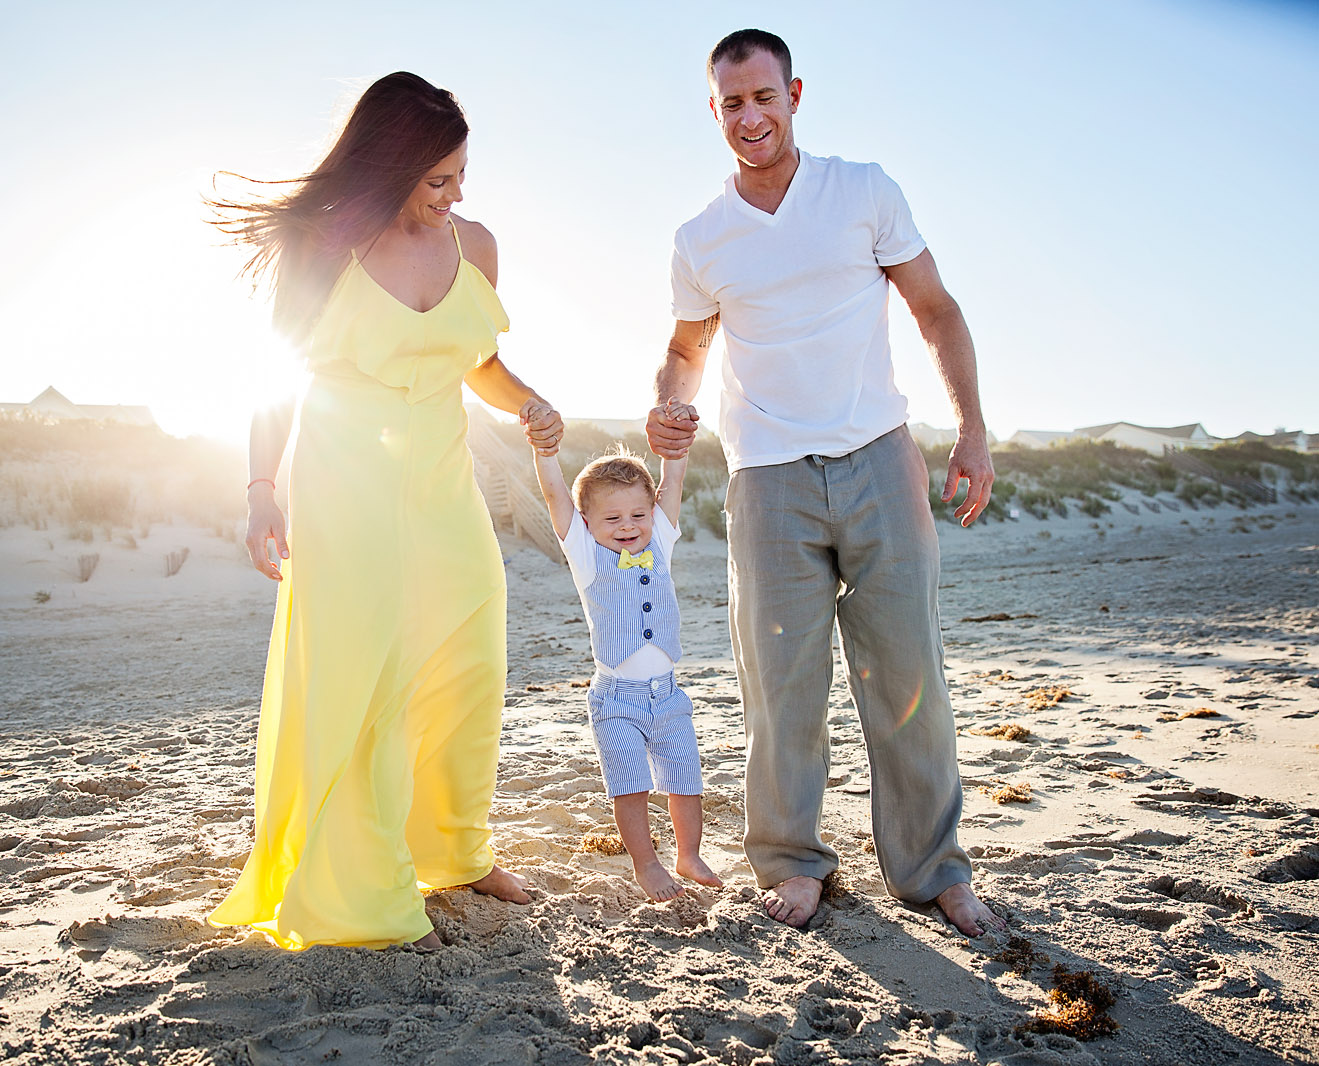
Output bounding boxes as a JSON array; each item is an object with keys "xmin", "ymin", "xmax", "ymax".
[
  {"xmin": 453, "ymin": 216, "xmax": 496, "ymax": 257},
  {"xmin": 453, "ymin": 215, "xmax": 497, "ymax": 284}
]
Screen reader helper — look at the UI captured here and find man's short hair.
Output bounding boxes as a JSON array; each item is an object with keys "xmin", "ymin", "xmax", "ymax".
[
  {"xmin": 707, "ymin": 28, "xmax": 793, "ymax": 88},
  {"xmin": 572, "ymin": 446, "xmax": 657, "ymax": 513}
]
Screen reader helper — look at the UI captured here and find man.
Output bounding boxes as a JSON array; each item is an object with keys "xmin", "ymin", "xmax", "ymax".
[{"xmin": 646, "ymin": 28, "xmax": 1005, "ymax": 937}]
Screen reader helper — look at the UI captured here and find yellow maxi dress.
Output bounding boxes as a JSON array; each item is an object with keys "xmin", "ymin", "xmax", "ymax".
[{"xmin": 210, "ymin": 225, "xmax": 510, "ymax": 949}]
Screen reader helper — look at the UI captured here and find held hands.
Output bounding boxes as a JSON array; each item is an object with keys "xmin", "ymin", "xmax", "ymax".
[
  {"xmin": 646, "ymin": 396, "xmax": 700, "ymax": 459},
  {"xmin": 520, "ymin": 398, "xmax": 564, "ymax": 457},
  {"xmin": 245, "ymin": 484, "xmax": 289, "ymax": 581},
  {"xmin": 942, "ymin": 428, "xmax": 995, "ymax": 527}
]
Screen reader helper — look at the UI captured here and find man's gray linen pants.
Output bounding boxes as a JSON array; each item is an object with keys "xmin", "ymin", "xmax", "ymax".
[{"xmin": 725, "ymin": 425, "xmax": 972, "ymax": 902}]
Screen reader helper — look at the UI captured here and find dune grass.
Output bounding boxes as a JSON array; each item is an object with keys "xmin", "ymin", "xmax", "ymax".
[
  {"xmin": 920, "ymin": 438, "xmax": 1317, "ymax": 523},
  {"xmin": 0, "ymin": 414, "xmax": 246, "ymax": 536}
]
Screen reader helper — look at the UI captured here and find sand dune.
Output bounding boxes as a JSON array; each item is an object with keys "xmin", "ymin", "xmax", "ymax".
[{"xmin": 2, "ymin": 498, "xmax": 1317, "ymax": 1064}]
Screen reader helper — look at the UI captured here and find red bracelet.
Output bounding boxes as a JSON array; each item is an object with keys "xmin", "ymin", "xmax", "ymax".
[{"xmin": 246, "ymin": 478, "xmax": 276, "ymax": 491}]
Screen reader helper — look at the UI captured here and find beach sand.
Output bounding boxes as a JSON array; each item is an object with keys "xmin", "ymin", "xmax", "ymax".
[{"xmin": 2, "ymin": 497, "xmax": 1317, "ymax": 1064}]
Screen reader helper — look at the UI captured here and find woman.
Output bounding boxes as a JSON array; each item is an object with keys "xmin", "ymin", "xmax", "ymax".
[{"xmin": 208, "ymin": 72, "xmax": 563, "ymax": 950}]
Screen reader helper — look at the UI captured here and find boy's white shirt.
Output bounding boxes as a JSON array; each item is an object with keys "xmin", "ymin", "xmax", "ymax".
[{"xmin": 560, "ymin": 507, "xmax": 682, "ymax": 681}]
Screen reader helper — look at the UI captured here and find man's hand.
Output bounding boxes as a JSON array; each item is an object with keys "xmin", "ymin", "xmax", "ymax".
[
  {"xmin": 941, "ymin": 428, "xmax": 994, "ymax": 527},
  {"xmin": 646, "ymin": 397, "xmax": 700, "ymax": 459}
]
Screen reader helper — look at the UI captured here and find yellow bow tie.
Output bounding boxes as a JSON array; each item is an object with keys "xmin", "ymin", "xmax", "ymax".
[{"xmin": 618, "ymin": 548, "xmax": 654, "ymax": 570}]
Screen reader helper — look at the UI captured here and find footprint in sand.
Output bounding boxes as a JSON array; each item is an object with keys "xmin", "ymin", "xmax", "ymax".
[
  {"xmin": 1253, "ymin": 843, "xmax": 1319, "ymax": 883},
  {"xmin": 1146, "ymin": 874, "xmax": 1254, "ymax": 917}
]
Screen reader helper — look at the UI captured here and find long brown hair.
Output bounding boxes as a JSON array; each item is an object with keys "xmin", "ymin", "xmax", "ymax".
[{"xmin": 210, "ymin": 72, "xmax": 469, "ymax": 340}]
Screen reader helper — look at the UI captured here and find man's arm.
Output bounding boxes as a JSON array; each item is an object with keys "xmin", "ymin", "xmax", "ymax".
[
  {"xmin": 886, "ymin": 249, "xmax": 993, "ymax": 527},
  {"xmin": 646, "ymin": 314, "xmax": 718, "ymax": 459}
]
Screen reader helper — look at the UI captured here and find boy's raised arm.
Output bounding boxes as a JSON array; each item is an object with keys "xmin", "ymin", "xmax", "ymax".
[
  {"xmin": 655, "ymin": 400, "xmax": 697, "ymax": 528},
  {"xmin": 534, "ymin": 452, "xmax": 575, "ymax": 541},
  {"xmin": 656, "ymin": 455, "xmax": 687, "ymax": 528}
]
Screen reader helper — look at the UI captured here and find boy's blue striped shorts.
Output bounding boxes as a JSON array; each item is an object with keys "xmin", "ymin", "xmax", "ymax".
[{"xmin": 587, "ymin": 671, "xmax": 703, "ymax": 800}]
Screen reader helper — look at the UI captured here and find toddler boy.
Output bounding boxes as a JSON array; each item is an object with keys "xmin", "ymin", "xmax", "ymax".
[{"xmin": 532, "ymin": 405, "xmax": 721, "ymax": 900}]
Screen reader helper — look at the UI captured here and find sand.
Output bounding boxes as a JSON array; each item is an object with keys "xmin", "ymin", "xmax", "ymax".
[{"xmin": 2, "ymin": 497, "xmax": 1317, "ymax": 1065}]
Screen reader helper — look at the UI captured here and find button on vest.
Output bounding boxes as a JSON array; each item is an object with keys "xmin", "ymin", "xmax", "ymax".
[{"xmin": 581, "ymin": 539, "xmax": 682, "ymax": 668}]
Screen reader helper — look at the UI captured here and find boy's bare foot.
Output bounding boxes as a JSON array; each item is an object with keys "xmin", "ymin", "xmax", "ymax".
[
  {"xmin": 411, "ymin": 930, "xmax": 444, "ymax": 952},
  {"xmin": 764, "ymin": 875, "xmax": 822, "ymax": 928},
  {"xmin": 466, "ymin": 865, "xmax": 531, "ymax": 904},
  {"xmin": 935, "ymin": 882, "xmax": 1006, "ymax": 937},
  {"xmin": 676, "ymin": 854, "xmax": 724, "ymax": 888},
  {"xmin": 635, "ymin": 859, "xmax": 684, "ymax": 902}
]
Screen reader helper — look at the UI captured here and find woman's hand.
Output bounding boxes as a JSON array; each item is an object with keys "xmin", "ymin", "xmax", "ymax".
[
  {"xmin": 245, "ymin": 485, "xmax": 289, "ymax": 581},
  {"xmin": 520, "ymin": 399, "xmax": 564, "ymax": 457}
]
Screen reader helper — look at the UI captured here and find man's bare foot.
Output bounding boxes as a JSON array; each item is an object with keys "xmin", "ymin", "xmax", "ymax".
[
  {"xmin": 635, "ymin": 859, "xmax": 684, "ymax": 902},
  {"xmin": 466, "ymin": 864, "xmax": 531, "ymax": 904},
  {"xmin": 935, "ymin": 882, "xmax": 1007, "ymax": 937},
  {"xmin": 676, "ymin": 854, "xmax": 724, "ymax": 888},
  {"xmin": 764, "ymin": 875, "xmax": 822, "ymax": 928},
  {"xmin": 411, "ymin": 930, "xmax": 444, "ymax": 952}
]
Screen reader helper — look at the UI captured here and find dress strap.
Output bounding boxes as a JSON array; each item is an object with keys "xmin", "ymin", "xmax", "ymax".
[{"xmin": 450, "ymin": 220, "xmax": 463, "ymax": 260}]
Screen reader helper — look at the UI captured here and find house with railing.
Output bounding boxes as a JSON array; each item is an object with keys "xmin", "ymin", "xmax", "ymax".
[{"xmin": 0, "ymin": 386, "xmax": 156, "ymax": 428}]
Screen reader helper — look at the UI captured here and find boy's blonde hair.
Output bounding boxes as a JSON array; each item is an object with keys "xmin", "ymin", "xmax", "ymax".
[{"xmin": 572, "ymin": 446, "xmax": 657, "ymax": 513}]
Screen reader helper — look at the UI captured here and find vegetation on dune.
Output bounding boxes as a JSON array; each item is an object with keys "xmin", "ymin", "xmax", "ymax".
[
  {"xmin": 6, "ymin": 415, "xmax": 1313, "ymax": 544},
  {"xmin": 0, "ymin": 413, "xmax": 246, "ymax": 536},
  {"xmin": 920, "ymin": 439, "xmax": 1176, "ymax": 522},
  {"xmin": 503, "ymin": 420, "xmax": 1318, "ymax": 529},
  {"xmin": 920, "ymin": 437, "xmax": 1319, "ymax": 524},
  {"xmin": 1193, "ymin": 439, "xmax": 1319, "ymax": 481}
]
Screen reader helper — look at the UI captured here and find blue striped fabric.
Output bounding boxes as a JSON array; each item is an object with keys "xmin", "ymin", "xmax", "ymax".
[
  {"xmin": 581, "ymin": 538, "xmax": 683, "ymax": 668},
  {"xmin": 587, "ymin": 673, "xmax": 702, "ymax": 798}
]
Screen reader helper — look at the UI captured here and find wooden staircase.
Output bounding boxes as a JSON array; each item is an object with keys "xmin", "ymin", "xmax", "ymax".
[
  {"xmin": 1164, "ymin": 447, "xmax": 1277, "ymax": 503},
  {"xmin": 467, "ymin": 409, "xmax": 565, "ymax": 564}
]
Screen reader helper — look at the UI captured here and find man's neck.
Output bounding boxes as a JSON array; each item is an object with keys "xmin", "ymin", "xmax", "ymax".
[{"xmin": 734, "ymin": 147, "xmax": 801, "ymax": 215}]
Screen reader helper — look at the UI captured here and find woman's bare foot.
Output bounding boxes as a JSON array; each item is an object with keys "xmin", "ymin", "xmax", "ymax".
[
  {"xmin": 764, "ymin": 875, "xmax": 822, "ymax": 928},
  {"xmin": 676, "ymin": 854, "xmax": 724, "ymax": 888},
  {"xmin": 466, "ymin": 865, "xmax": 531, "ymax": 904},
  {"xmin": 635, "ymin": 859, "xmax": 684, "ymax": 902},
  {"xmin": 935, "ymin": 882, "xmax": 1007, "ymax": 937},
  {"xmin": 411, "ymin": 930, "xmax": 444, "ymax": 952}
]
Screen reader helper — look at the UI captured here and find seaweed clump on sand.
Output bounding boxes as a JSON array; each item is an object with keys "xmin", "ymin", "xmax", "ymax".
[
  {"xmin": 579, "ymin": 833, "xmax": 627, "ymax": 855},
  {"xmin": 820, "ymin": 869, "xmax": 852, "ymax": 903},
  {"xmin": 992, "ymin": 935, "xmax": 1049, "ymax": 975},
  {"xmin": 982, "ymin": 782, "xmax": 1033, "ymax": 805},
  {"xmin": 1017, "ymin": 964, "xmax": 1120, "ymax": 1041},
  {"xmin": 1023, "ymin": 686, "xmax": 1072, "ymax": 710},
  {"xmin": 1157, "ymin": 707, "xmax": 1222, "ymax": 722},
  {"xmin": 968, "ymin": 722, "xmax": 1032, "ymax": 741}
]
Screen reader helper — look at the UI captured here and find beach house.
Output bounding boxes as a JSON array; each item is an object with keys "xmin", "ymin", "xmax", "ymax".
[{"xmin": 0, "ymin": 386, "xmax": 157, "ymax": 428}]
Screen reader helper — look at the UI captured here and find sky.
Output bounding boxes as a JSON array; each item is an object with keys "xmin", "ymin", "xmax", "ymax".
[{"xmin": 1, "ymin": 0, "xmax": 1315, "ymax": 444}]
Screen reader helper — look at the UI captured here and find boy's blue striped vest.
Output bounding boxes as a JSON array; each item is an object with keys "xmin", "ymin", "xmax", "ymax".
[{"xmin": 582, "ymin": 537, "xmax": 683, "ymax": 669}]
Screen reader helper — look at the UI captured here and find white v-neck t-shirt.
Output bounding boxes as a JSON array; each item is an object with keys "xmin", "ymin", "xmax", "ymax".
[{"xmin": 670, "ymin": 151, "xmax": 926, "ymax": 473}]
